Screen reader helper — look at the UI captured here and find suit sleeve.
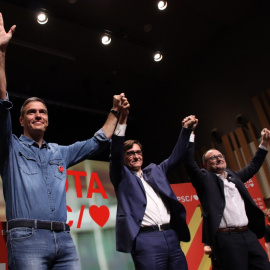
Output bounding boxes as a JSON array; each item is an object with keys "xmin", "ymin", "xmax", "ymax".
[
  {"xmin": 184, "ymin": 141, "xmax": 207, "ymax": 190},
  {"xmin": 159, "ymin": 127, "xmax": 192, "ymax": 175},
  {"xmin": 236, "ymin": 147, "xmax": 268, "ymax": 183},
  {"xmin": 109, "ymin": 134, "xmax": 125, "ymax": 187}
]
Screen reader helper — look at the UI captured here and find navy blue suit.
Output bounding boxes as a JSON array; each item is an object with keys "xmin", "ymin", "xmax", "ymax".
[
  {"xmin": 185, "ymin": 142, "xmax": 270, "ymax": 269},
  {"xmin": 109, "ymin": 127, "xmax": 192, "ymax": 269}
]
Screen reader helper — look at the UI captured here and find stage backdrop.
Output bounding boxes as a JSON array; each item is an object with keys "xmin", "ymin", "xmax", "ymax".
[{"xmin": 0, "ymin": 160, "xmax": 267, "ymax": 270}]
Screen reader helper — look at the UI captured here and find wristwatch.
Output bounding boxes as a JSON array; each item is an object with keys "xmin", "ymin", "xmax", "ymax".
[{"xmin": 110, "ymin": 109, "xmax": 120, "ymax": 117}]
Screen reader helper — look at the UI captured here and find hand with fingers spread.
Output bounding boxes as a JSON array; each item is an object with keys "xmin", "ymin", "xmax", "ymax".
[
  {"xmin": 0, "ymin": 13, "xmax": 16, "ymax": 99},
  {"xmin": 0, "ymin": 12, "xmax": 16, "ymax": 52}
]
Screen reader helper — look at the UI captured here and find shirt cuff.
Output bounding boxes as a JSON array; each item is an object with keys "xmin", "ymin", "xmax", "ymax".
[
  {"xmin": 0, "ymin": 92, "xmax": 13, "ymax": 109},
  {"xmin": 259, "ymin": 144, "xmax": 267, "ymax": 151},
  {"xmin": 190, "ymin": 133, "xmax": 195, "ymax": 142},
  {"xmin": 114, "ymin": 123, "xmax": 127, "ymax": 136}
]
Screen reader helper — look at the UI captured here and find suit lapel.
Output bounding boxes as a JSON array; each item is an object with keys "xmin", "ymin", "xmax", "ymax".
[
  {"xmin": 215, "ymin": 174, "xmax": 225, "ymax": 197},
  {"xmin": 143, "ymin": 172, "xmax": 158, "ymax": 190},
  {"xmin": 226, "ymin": 172, "xmax": 253, "ymax": 203},
  {"xmin": 144, "ymin": 169, "xmax": 178, "ymax": 200},
  {"xmin": 128, "ymin": 169, "xmax": 146, "ymax": 197},
  {"xmin": 227, "ymin": 173, "xmax": 235, "ymax": 183}
]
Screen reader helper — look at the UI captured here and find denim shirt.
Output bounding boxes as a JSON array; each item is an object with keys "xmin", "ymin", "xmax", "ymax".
[{"xmin": 0, "ymin": 97, "xmax": 109, "ymax": 222}]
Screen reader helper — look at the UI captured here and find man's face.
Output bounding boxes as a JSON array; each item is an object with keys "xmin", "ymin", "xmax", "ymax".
[
  {"xmin": 124, "ymin": 144, "xmax": 143, "ymax": 172},
  {"xmin": 19, "ymin": 101, "xmax": 49, "ymax": 137},
  {"xmin": 203, "ymin": 149, "xmax": 227, "ymax": 174}
]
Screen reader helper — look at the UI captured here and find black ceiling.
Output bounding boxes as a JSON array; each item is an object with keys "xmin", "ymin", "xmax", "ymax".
[{"xmin": 1, "ymin": 0, "xmax": 270, "ymax": 174}]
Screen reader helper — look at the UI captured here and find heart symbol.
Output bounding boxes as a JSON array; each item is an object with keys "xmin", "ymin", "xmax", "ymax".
[
  {"xmin": 193, "ymin": 195, "xmax": 199, "ymax": 200},
  {"xmin": 89, "ymin": 205, "xmax": 110, "ymax": 227}
]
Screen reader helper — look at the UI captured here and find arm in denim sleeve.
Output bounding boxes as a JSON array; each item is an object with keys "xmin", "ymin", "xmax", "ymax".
[
  {"xmin": 0, "ymin": 13, "xmax": 16, "ymax": 173},
  {"xmin": 61, "ymin": 128, "xmax": 110, "ymax": 168}
]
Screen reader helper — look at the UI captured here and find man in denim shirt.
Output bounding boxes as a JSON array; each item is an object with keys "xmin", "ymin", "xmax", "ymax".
[{"xmin": 0, "ymin": 13, "xmax": 127, "ymax": 269}]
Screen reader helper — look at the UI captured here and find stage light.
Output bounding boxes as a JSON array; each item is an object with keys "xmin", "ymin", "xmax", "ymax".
[
  {"xmin": 154, "ymin": 51, "xmax": 163, "ymax": 62},
  {"xmin": 37, "ymin": 12, "xmax": 48, "ymax": 24},
  {"xmin": 157, "ymin": 1, "xmax": 167, "ymax": 10},
  {"xmin": 101, "ymin": 34, "xmax": 111, "ymax": 45}
]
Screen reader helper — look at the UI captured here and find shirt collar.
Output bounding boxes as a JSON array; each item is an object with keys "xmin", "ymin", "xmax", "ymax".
[
  {"xmin": 131, "ymin": 170, "xmax": 143, "ymax": 178},
  {"xmin": 216, "ymin": 171, "xmax": 228, "ymax": 180},
  {"xmin": 19, "ymin": 134, "xmax": 49, "ymax": 149}
]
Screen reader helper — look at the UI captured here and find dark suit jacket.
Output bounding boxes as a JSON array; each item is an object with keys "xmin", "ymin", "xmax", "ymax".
[
  {"xmin": 185, "ymin": 142, "xmax": 267, "ymax": 246},
  {"xmin": 109, "ymin": 127, "xmax": 192, "ymax": 253}
]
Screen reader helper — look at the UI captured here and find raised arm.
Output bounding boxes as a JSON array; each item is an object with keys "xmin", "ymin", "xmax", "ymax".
[
  {"xmin": 0, "ymin": 13, "xmax": 16, "ymax": 100},
  {"xmin": 236, "ymin": 128, "xmax": 270, "ymax": 181},
  {"xmin": 109, "ymin": 96, "xmax": 130, "ymax": 187},
  {"xmin": 118, "ymin": 94, "xmax": 130, "ymax": 125},
  {"xmin": 159, "ymin": 115, "xmax": 198, "ymax": 174},
  {"xmin": 101, "ymin": 92, "xmax": 125, "ymax": 139}
]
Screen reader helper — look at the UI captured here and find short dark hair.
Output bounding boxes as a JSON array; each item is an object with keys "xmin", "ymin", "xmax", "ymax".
[
  {"xmin": 20, "ymin": 97, "xmax": 47, "ymax": 117},
  {"xmin": 123, "ymin": 140, "xmax": 143, "ymax": 153}
]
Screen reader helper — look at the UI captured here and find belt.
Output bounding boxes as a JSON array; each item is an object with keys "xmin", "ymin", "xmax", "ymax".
[
  {"xmin": 139, "ymin": 223, "xmax": 171, "ymax": 232},
  {"xmin": 7, "ymin": 219, "xmax": 70, "ymax": 232},
  {"xmin": 218, "ymin": 226, "xmax": 248, "ymax": 233}
]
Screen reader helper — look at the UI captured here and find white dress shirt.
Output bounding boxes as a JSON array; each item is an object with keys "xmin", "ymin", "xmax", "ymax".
[
  {"xmin": 218, "ymin": 171, "xmax": 248, "ymax": 228},
  {"xmin": 132, "ymin": 171, "xmax": 170, "ymax": 227}
]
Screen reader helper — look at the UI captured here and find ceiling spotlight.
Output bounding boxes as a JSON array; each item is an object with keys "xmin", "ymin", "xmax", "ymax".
[
  {"xmin": 101, "ymin": 34, "xmax": 111, "ymax": 45},
  {"xmin": 154, "ymin": 51, "xmax": 163, "ymax": 62},
  {"xmin": 157, "ymin": 1, "xmax": 167, "ymax": 10},
  {"xmin": 37, "ymin": 12, "xmax": 48, "ymax": 24}
]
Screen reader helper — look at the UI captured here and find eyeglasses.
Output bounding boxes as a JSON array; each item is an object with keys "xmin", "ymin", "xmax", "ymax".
[
  {"xmin": 126, "ymin": 150, "xmax": 142, "ymax": 157},
  {"xmin": 205, "ymin": 154, "xmax": 225, "ymax": 161}
]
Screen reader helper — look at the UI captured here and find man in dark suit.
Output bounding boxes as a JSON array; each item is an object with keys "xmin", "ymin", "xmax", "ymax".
[
  {"xmin": 185, "ymin": 122, "xmax": 270, "ymax": 270},
  {"xmin": 109, "ymin": 101, "xmax": 197, "ymax": 269}
]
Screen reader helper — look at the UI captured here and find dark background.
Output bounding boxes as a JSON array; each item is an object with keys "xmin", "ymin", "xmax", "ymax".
[{"xmin": 1, "ymin": 0, "xmax": 270, "ymax": 181}]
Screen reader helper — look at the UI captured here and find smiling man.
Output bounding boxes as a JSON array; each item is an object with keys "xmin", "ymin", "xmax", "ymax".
[
  {"xmin": 185, "ymin": 126, "xmax": 270, "ymax": 270},
  {"xmin": 109, "ymin": 101, "xmax": 197, "ymax": 269},
  {"xmin": 19, "ymin": 98, "xmax": 49, "ymax": 146},
  {"xmin": 0, "ymin": 13, "xmax": 126, "ymax": 270}
]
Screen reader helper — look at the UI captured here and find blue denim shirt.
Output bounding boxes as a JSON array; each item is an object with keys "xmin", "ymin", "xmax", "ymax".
[{"xmin": 0, "ymin": 96, "xmax": 109, "ymax": 222}]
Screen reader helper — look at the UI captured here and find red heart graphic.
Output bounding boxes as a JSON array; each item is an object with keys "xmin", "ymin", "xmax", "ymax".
[{"xmin": 89, "ymin": 205, "xmax": 110, "ymax": 227}]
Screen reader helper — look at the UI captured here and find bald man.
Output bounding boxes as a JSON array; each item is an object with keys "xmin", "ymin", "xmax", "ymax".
[{"xmin": 185, "ymin": 126, "xmax": 270, "ymax": 270}]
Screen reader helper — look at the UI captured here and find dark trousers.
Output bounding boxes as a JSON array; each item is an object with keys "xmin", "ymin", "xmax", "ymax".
[
  {"xmin": 131, "ymin": 229, "xmax": 188, "ymax": 270},
  {"xmin": 215, "ymin": 229, "xmax": 270, "ymax": 270}
]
